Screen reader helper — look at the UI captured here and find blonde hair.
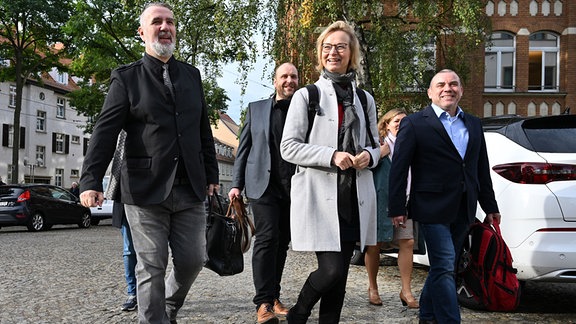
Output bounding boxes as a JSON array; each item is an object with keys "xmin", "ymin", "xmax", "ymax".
[
  {"xmin": 377, "ymin": 108, "xmax": 408, "ymax": 137},
  {"xmin": 315, "ymin": 21, "xmax": 361, "ymax": 73}
]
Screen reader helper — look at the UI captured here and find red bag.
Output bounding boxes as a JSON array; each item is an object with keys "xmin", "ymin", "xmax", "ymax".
[{"xmin": 457, "ymin": 221, "xmax": 521, "ymax": 311}]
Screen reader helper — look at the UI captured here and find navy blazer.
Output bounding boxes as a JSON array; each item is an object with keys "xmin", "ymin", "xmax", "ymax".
[
  {"xmin": 388, "ymin": 106, "xmax": 499, "ymax": 224},
  {"xmin": 231, "ymin": 97, "xmax": 274, "ymax": 199},
  {"xmin": 80, "ymin": 54, "xmax": 219, "ymax": 205}
]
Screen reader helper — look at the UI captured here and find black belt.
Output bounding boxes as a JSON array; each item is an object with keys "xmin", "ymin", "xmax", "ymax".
[{"xmin": 173, "ymin": 177, "xmax": 190, "ymax": 186}]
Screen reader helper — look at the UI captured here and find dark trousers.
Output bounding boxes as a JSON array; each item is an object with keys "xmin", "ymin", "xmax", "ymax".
[
  {"xmin": 288, "ymin": 241, "xmax": 356, "ymax": 323},
  {"xmin": 313, "ymin": 241, "xmax": 356, "ymax": 322},
  {"xmin": 251, "ymin": 192, "xmax": 291, "ymax": 307}
]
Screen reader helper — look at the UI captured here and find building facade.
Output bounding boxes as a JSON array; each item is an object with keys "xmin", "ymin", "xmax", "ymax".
[
  {"xmin": 1, "ymin": 72, "xmax": 241, "ymax": 190},
  {"xmin": 0, "ymin": 69, "xmax": 90, "ymax": 188},
  {"xmin": 461, "ymin": 0, "xmax": 576, "ymax": 117},
  {"xmin": 211, "ymin": 111, "xmax": 240, "ymax": 194}
]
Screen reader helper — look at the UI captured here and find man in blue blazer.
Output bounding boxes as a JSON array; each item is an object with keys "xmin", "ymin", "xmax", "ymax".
[
  {"xmin": 229, "ymin": 62, "xmax": 298, "ymax": 324},
  {"xmin": 389, "ymin": 69, "xmax": 501, "ymax": 324}
]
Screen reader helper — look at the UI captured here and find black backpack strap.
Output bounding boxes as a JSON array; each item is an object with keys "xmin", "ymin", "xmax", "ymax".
[
  {"xmin": 356, "ymin": 88, "xmax": 377, "ymax": 149},
  {"xmin": 305, "ymin": 85, "xmax": 377, "ymax": 149},
  {"xmin": 305, "ymin": 84, "xmax": 320, "ymax": 142}
]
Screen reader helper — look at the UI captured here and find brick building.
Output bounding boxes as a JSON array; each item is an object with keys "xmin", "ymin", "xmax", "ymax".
[
  {"xmin": 283, "ymin": 0, "xmax": 575, "ymax": 118},
  {"xmin": 459, "ymin": 0, "xmax": 574, "ymax": 117}
]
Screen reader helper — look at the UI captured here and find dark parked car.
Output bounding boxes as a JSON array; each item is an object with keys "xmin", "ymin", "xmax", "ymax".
[{"xmin": 0, "ymin": 184, "xmax": 92, "ymax": 232}]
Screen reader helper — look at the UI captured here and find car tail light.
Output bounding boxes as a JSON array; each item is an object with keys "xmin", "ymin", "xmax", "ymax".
[
  {"xmin": 492, "ymin": 163, "xmax": 576, "ymax": 184},
  {"xmin": 17, "ymin": 190, "xmax": 31, "ymax": 202}
]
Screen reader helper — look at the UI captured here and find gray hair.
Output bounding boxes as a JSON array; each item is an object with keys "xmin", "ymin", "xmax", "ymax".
[{"xmin": 139, "ymin": 2, "xmax": 173, "ymax": 27}]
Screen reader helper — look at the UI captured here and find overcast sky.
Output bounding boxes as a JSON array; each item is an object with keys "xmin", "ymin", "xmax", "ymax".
[{"xmin": 216, "ymin": 54, "xmax": 276, "ymax": 124}]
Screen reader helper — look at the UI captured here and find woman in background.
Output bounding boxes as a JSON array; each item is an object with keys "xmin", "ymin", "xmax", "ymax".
[{"xmin": 365, "ymin": 108, "xmax": 419, "ymax": 308}]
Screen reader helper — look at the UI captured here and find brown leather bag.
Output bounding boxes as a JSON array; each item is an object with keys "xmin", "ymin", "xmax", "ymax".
[{"xmin": 227, "ymin": 196, "xmax": 255, "ymax": 253}]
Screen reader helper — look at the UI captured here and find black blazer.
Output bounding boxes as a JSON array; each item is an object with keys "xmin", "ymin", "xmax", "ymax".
[
  {"xmin": 80, "ymin": 54, "xmax": 219, "ymax": 205},
  {"xmin": 388, "ymin": 106, "xmax": 499, "ymax": 224}
]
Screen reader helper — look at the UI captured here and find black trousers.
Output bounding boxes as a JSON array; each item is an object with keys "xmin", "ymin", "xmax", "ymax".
[
  {"xmin": 312, "ymin": 241, "xmax": 356, "ymax": 322},
  {"xmin": 251, "ymin": 192, "xmax": 291, "ymax": 307}
]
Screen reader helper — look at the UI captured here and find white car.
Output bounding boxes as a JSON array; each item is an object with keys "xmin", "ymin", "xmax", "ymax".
[
  {"xmin": 89, "ymin": 176, "xmax": 113, "ymax": 225},
  {"xmin": 475, "ymin": 114, "xmax": 576, "ymax": 282}
]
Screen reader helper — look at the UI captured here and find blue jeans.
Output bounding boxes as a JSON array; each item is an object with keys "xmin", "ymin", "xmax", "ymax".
[
  {"xmin": 419, "ymin": 221, "xmax": 469, "ymax": 324},
  {"xmin": 125, "ymin": 185, "xmax": 207, "ymax": 324},
  {"xmin": 121, "ymin": 216, "xmax": 137, "ymax": 296}
]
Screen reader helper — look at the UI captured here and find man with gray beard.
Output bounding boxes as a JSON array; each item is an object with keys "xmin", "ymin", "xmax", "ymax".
[{"xmin": 79, "ymin": 2, "xmax": 218, "ymax": 323}]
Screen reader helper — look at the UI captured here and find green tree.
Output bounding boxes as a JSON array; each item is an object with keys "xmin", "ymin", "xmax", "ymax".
[
  {"xmin": 267, "ymin": 0, "xmax": 490, "ymax": 114},
  {"xmin": 62, "ymin": 0, "xmax": 143, "ymax": 133},
  {"xmin": 0, "ymin": 0, "xmax": 72, "ymax": 183},
  {"xmin": 64, "ymin": 0, "xmax": 263, "ymax": 130},
  {"xmin": 203, "ymin": 78, "xmax": 231, "ymax": 123}
]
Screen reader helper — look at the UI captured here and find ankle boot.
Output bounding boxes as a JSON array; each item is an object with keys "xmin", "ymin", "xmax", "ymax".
[
  {"xmin": 287, "ymin": 279, "xmax": 322, "ymax": 324},
  {"xmin": 318, "ymin": 289, "xmax": 345, "ymax": 323}
]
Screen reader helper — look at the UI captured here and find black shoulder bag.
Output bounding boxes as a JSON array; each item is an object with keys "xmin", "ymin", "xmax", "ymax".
[{"xmin": 204, "ymin": 194, "xmax": 245, "ymax": 276}]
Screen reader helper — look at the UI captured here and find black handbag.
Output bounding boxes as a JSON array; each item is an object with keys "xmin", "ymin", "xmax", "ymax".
[{"xmin": 204, "ymin": 194, "xmax": 244, "ymax": 276}]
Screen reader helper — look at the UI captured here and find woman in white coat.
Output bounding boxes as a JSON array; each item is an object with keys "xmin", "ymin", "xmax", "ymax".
[{"xmin": 280, "ymin": 20, "xmax": 380, "ymax": 323}]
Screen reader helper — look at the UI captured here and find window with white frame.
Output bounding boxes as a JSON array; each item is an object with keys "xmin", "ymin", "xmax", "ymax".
[
  {"xmin": 528, "ymin": 32, "xmax": 559, "ymax": 91},
  {"xmin": 71, "ymin": 135, "xmax": 80, "ymax": 144},
  {"xmin": 2, "ymin": 124, "xmax": 24, "ymax": 149},
  {"xmin": 71, "ymin": 169, "xmax": 79, "ymax": 178},
  {"xmin": 9, "ymin": 85, "xmax": 16, "ymax": 107},
  {"xmin": 57, "ymin": 72, "xmax": 68, "ymax": 85},
  {"xmin": 55, "ymin": 168, "xmax": 63, "ymax": 187},
  {"xmin": 37, "ymin": 111, "xmax": 47, "ymax": 132},
  {"xmin": 7, "ymin": 125, "xmax": 14, "ymax": 147},
  {"xmin": 56, "ymin": 97, "xmax": 66, "ymax": 118},
  {"xmin": 55, "ymin": 133, "xmax": 65, "ymax": 153},
  {"xmin": 485, "ymin": 32, "xmax": 515, "ymax": 91},
  {"xmin": 36, "ymin": 146, "xmax": 45, "ymax": 167}
]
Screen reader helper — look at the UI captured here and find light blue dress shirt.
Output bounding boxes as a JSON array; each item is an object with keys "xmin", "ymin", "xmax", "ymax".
[{"xmin": 431, "ymin": 104, "xmax": 469, "ymax": 159}]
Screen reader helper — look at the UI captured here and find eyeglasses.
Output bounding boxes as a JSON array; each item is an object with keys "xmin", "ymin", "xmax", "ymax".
[{"xmin": 321, "ymin": 43, "xmax": 349, "ymax": 53}]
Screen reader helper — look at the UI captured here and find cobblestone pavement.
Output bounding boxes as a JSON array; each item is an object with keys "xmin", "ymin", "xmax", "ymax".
[{"xmin": 1, "ymin": 220, "xmax": 575, "ymax": 324}]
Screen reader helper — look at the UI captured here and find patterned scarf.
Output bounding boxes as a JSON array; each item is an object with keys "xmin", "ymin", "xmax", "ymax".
[{"xmin": 322, "ymin": 69, "xmax": 360, "ymax": 154}]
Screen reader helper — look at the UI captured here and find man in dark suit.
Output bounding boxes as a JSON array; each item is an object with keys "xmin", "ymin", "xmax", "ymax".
[
  {"xmin": 228, "ymin": 62, "xmax": 298, "ymax": 324},
  {"xmin": 388, "ymin": 69, "xmax": 501, "ymax": 324},
  {"xmin": 79, "ymin": 3, "xmax": 218, "ymax": 323}
]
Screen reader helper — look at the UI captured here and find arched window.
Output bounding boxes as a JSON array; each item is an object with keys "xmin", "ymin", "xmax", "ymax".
[
  {"xmin": 507, "ymin": 102, "xmax": 517, "ymax": 115},
  {"xmin": 483, "ymin": 102, "xmax": 493, "ymax": 117},
  {"xmin": 485, "ymin": 32, "xmax": 515, "ymax": 91},
  {"xmin": 529, "ymin": 32, "xmax": 559, "ymax": 91}
]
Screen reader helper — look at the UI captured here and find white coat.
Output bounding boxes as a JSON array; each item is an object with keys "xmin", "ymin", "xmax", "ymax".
[{"xmin": 280, "ymin": 75, "xmax": 379, "ymax": 252}]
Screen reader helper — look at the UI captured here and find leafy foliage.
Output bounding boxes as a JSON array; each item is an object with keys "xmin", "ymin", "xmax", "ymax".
[
  {"xmin": 62, "ymin": 0, "xmax": 143, "ymax": 129},
  {"xmin": 203, "ymin": 78, "xmax": 231, "ymax": 124},
  {"xmin": 268, "ymin": 0, "xmax": 490, "ymax": 115},
  {"xmin": 64, "ymin": 0, "xmax": 263, "ymax": 130},
  {"xmin": 0, "ymin": 0, "xmax": 73, "ymax": 183}
]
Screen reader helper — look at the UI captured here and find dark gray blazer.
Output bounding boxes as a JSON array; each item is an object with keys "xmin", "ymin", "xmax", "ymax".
[{"xmin": 231, "ymin": 97, "xmax": 274, "ymax": 199}]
